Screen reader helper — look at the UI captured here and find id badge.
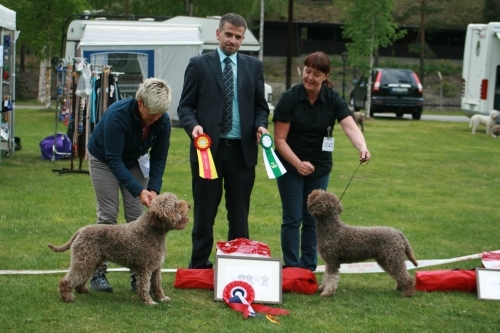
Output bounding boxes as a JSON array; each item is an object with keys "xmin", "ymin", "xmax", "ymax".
[
  {"xmin": 322, "ymin": 137, "xmax": 334, "ymax": 152},
  {"xmin": 138, "ymin": 153, "xmax": 150, "ymax": 178}
]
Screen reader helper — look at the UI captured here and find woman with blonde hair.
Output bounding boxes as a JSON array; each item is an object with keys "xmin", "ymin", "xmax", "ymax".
[{"xmin": 87, "ymin": 78, "xmax": 172, "ymax": 292}]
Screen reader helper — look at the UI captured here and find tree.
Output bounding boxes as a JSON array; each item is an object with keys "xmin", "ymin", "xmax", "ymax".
[
  {"xmin": 335, "ymin": 0, "xmax": 406, "ymax": 117},
  {"xmin": 2, "ymin": 0, "xmax": 89, "ymax": 62},
  {"xmin": 394, "ymin": 0, "xmax": 449, "ymax": 86},
  {"xmin": 258, "ymin": 0, "xmax": 265, "ymax": 62},
  {"xmin": 2, "ymin": 0, "xmax": 88, "ymax": 105}
]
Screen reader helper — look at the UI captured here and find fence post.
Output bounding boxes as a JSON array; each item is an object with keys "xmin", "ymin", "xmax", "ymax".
[{"xmin": 438, "ymin": 71, "xmax": 443, "ymax": 110}]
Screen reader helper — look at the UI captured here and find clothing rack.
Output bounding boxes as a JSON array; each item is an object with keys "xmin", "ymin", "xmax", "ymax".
[{"xmin": 51, "ymin": 58, "xmax": 73, "ymax": 161}]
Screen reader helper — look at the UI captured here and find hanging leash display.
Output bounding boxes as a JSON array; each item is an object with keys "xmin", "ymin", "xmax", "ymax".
[
  {"xmin": 338, "ymin": 160, "xmax": 369, "ymax": 202},
  {"xmin": 52, "ymin": 57, "xmax": 90, "ymax": 175}
]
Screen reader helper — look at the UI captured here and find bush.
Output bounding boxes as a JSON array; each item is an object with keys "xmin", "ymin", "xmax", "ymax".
[{"xmin": 441, "ymin": 80, "xmax": 461, "ymax": 97}]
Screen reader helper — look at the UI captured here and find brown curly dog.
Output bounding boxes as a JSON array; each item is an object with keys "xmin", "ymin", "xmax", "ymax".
[
  {"xmin": 48, "ymin": 192, "xmax": 190, "ymax": 305},
  {"xmin": 307, "ymin": 189, "xmax": 418, "ymax": 298}
]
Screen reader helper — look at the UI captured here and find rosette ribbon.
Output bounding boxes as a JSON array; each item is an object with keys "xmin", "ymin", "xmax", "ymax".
[
  {"xmin": 223, "ymin": 281, "xmax": 289, "ymax": 321},
  {"xmin": 260, "ymin": 134, "xmax": 286, "ymax": 179},
  {"xmin": 194, "ymin": 134, "xmax": 218, "ymax": 179}
]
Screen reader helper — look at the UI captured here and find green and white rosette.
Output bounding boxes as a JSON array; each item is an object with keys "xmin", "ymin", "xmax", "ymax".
[{"xmin": 260, "ymin": 134, "xmax": 286, "ymax": 179}]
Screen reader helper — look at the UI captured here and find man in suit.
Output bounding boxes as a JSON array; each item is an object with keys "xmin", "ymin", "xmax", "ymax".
[{"xmin": 178, "ymin": 13, "xmax": 270, "ymax": 269}]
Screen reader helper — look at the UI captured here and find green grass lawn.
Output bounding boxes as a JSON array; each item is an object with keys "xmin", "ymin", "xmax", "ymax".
[{"xmin": 0, "ymin": 107, "xmax": 498, "ymax": 332}]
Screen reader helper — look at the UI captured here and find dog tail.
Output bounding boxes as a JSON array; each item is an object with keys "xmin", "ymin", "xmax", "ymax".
[
  {"xmin": 400, "ymin": 232, "xmax": 418, "ymax": 267},
  {"xmin": 47, "ymin": 230, "xmax": 80, "ymax": 252}
]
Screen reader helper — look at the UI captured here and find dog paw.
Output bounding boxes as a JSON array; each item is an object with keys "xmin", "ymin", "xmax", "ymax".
[
  {"xmin": 144, "ymin": 299, "xmax": 158, "ymax": 305},
  {"xmin": 320, "ymin": 290, "xmax": 334, "ymax": 297},
  {"xmin": 60, "ymin": 293, "xmax": 76, "ymax": 302},
  {"xmin": 401, "ymin": 289, "xmax": 415, "ymax": 298},
  {"xmin": 157, "ymin": 295, "xmax": 171, "ymax": 302},
  {"xmin": 75, "ymin": 285, "xmax": 90, "ymax": 294}
]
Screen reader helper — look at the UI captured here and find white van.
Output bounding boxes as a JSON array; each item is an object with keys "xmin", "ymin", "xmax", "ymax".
[{"xmin": 461, "ymin": 22, "xmax": 500, "ymax": 118}]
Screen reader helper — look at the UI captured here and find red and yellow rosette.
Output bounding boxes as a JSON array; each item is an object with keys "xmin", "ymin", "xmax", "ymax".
[
  {"xmin": 194, "ymin": 134, "xmax": 218, "ymax": 179},
  {"xmin": 223, "ymin": 281, "xmax": 289, "ymax": 321}
]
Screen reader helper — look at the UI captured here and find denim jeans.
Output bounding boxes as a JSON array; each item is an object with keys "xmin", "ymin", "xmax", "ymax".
[{"xmin": 277, "ymin": 171, "xmax": 329, "ymax": 271}]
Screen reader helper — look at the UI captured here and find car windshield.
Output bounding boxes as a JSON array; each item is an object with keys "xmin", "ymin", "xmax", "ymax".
[{"xmin": 379, "ymin": 70, "xmax": 413, "ymax": 85}]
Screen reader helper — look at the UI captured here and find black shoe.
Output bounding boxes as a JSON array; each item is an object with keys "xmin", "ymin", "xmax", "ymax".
[
  {"xmin": 90, "ymin": 271, "xmax": 113, "ymax": 293},
  {"xmin": 130, "ymin": 274, "xmax": 137, "ymax": 292}
]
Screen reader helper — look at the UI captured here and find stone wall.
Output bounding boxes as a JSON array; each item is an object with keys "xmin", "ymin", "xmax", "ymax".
[{"xmin": 15, "ymin": 69, "xmax": 58, "ymax": 101}]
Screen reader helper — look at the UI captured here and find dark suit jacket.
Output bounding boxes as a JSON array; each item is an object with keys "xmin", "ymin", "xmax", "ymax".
[{"xmin": 178, "ymin": 50, "xmax": 270, "ymax": 168}]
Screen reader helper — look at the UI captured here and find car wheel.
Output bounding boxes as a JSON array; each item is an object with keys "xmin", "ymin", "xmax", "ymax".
[
  {"xmin": 396, "ymin": 111, "xmax": 404, "ymax": 118},
  {"xmin": 369, "ymin": 109, "xmax": 374, "ymax": 118},
  {"xmin": 412, "ymin": 112, "xmax": 421, "ymax": 120}
]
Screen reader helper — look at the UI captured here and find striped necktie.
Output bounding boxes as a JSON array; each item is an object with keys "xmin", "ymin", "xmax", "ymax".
[{"xmin": 221, "ymin": 57, "xmax": 233, "ymax": 134}]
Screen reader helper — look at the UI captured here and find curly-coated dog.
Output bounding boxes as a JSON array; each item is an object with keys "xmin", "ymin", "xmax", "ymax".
[
  {"xmin": 490, "ymin": 125, "xmax": 500, "ymax": 138},
  {"xmin": 469, "ymin": 110, "xmax": 499, "ymax": 135},
  {"xmin": 48, "ymin": 192, "xmax": 190, "ymax": 305},
  {"xmin": 307, "ymin": 189, "xmax": 418, "ymax": 298}
]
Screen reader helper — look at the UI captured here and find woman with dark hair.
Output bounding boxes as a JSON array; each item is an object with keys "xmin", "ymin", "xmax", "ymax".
[{"xmin": 273, "ymin": 51, "xmax": 370, "ymax": 271}]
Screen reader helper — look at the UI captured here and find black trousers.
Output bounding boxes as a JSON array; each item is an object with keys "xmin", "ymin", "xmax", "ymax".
[{"xmin": 188, "ymin": 139, "xmax": 255, "ymax": 268}]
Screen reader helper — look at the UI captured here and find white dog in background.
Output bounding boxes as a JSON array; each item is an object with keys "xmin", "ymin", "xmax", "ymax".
[{"xmin": 469, "ymin": 110, "xmax": 499, "ymax": 135}]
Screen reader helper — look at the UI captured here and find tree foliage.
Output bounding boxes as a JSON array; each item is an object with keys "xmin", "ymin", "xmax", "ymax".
[
  {"xmin": 84, "ymin": 0, "xmax": 285, "ymax": 29},
  {"xmin": 1, "ymin": 0, "xmax": 287, "ymax": 60},
  {"xmin": 334, "ymin": 0, "xmax": 405, "ymax": 116},
  {"xmin": 1, "ymin": 0, "xmax": 88, "ymax": 58},
  {"xmin": 335, "ymin": 0, "xmax": 406, "ymax": 70}
]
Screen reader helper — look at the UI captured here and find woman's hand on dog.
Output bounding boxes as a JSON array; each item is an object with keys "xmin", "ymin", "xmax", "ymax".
[{"xmin": 140, "ymin": 190, "xmax": 156, "ymax": 208}]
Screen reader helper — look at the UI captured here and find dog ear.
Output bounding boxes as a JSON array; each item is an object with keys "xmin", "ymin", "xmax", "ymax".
[
  {"xmin": 148, "ymin": 193, "xmax": 177, "ymax": 231},
  {"xmin": 333, "ymin": 197, "xmax": 343, "ymax": 214},
  {"xmin": 148, "ymin": 198, "xmax": 165, "ymax": 230},
  {"xmin": 322, "ymin": 191, "xmax": 343, "ymax": 215},
  {"xmin": 307, "ymin": 190, "xmax": 343, "ymax": 218}
]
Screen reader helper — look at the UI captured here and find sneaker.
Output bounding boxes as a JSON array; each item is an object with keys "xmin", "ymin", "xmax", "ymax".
[{"xmin": 90, "ymin": 271, "xmax": 113, "ymax": 293}]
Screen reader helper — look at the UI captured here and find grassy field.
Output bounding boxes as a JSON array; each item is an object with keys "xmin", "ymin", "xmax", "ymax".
[{"xmin": 0, "ymin": 107, "xmax": 498, "ymax": 332}]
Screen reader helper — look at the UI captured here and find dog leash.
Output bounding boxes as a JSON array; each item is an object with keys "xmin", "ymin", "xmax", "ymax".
[{"xmin": 338, "ymin": 160, "xmax": 369, "ymax": 202}]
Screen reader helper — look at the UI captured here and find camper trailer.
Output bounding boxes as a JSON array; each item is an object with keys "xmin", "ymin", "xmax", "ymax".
[
  {"xmin": 64, "ymin": 16, "xmax": 274, "ymax": 123},
  {"xmin": 461, "ymin": 22, "xmax": 500, "ymax": 118}
]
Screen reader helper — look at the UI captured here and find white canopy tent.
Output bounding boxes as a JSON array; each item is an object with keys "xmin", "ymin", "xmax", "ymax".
[
  {"xmin": 0, "ymin": 5, "xmax": 15, "ymax": 31},
  {"xmin": 76, "ymin": 22, "xmax": 203, "ymax": 122},
  {"xmin": 0, "ymin": 4, "xmax": 17, "ymax": 160}
]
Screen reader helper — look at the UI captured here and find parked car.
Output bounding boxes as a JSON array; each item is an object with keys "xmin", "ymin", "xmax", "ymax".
[{"xmin": 350, "ymin": 68, "xmax": 424, "ymax": 120}]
